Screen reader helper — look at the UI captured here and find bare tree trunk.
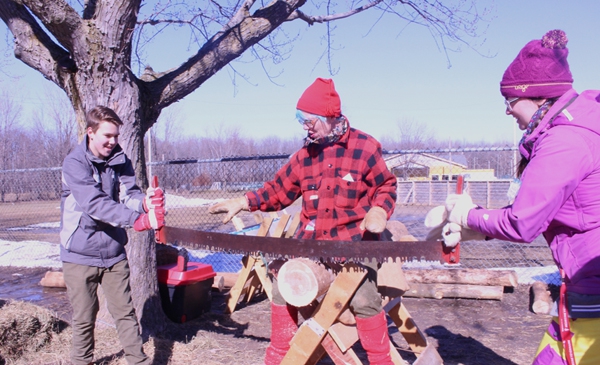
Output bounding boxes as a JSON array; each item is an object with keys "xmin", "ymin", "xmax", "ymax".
[{"xmin": 127, "ymin": 231, "xmax": 167, "ymax": 336}]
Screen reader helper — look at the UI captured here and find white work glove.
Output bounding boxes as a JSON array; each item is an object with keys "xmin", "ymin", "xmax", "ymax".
[
  {"xmin": 144, "ymin": 186, "xmax": 165, "ymax": 212},
  {"xmin": 424, "ymin": 205, "xmax": 447, "ymax": 241},
  {"xmin": 441, "ymin": 222, "xmax": 486, "ymax": 247},
  {"xmin": 359, "ymin": 206, "xmax": 388, "ymax": 233},
  {"xmin": 208, "ymin": 196, "xmax": 249, "ymax": 224},
  {"xmin": 445, "ymin": 194, "xmax": 477, "ymax": 227}
]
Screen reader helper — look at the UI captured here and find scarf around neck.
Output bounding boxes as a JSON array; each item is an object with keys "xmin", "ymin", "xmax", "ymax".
[
  {"xmin": 519, "ymin": 99, "xmax": 556, "ymax": 156},
  {"xmin": 304, "ymin": 116, "xmax": 349, "ymax": 146}
]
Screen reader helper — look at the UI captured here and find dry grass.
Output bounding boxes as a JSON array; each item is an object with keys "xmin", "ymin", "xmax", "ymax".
[
  {"xmin": 0, "ymin": 300, "xmax": 67, "ymax": 363},
  {"xmin": 0, "ymin": 297, "xmax": 269, "ymax": 365}
]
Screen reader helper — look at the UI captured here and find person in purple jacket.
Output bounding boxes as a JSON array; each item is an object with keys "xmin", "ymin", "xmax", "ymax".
[{"xmin": 440, "ymin": 30, "xmax": 600, "ymax": 365}]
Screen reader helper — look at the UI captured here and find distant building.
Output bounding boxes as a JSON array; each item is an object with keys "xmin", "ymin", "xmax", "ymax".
[{"xmin": 385, "ymin": 153, "xmax": 496, "ymax": 181}]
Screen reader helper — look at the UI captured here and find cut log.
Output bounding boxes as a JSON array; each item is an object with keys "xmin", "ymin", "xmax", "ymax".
[
  {"xmin": 39, "ymin": 271, "xmax": 66, "ymax": 288},
  {"xmin": 403, "ymin": 268, "xmax": 518, "ymax": 287},
  {"xmin": 530, "ymin": 281, "xmax": 552, "ymax": 315},
  {"xmin": 212, "ymin": 275, "xmax": 225, "ymax": 292},
  {"xmin": 404, "ymin": 283, "xmax": 504, "ymax": 300},
  {"xmin": 278, "ymin": 258, "xmax": 336, "ymax": 307},
  {"xmin": 216, "ymin": 272, "xmax": 241, "ymax": 288}
]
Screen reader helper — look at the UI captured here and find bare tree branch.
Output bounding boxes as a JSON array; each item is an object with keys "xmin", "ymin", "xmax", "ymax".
[
  {"xmin": 19, "ymin": 0, "xmax": 82, "ymax": 50},
  {"xmin": 0, "ymin": 0, "xmax": 75, "ymax": 81}
]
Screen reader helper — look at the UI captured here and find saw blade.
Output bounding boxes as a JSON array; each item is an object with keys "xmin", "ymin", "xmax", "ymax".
[{"xmin": 158, "ymin": 226, "xmax": 459, "ymax": 264}]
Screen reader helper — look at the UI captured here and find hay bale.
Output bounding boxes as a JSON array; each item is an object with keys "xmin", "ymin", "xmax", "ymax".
[{"xmin": 0, "ymin": 300, "xmax": 60, "ymax": 360}]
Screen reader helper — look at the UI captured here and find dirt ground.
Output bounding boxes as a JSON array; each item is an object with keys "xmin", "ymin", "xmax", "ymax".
[{"xmin": 0, "ymin": 265, "xmax": 552, "ymax": 365}]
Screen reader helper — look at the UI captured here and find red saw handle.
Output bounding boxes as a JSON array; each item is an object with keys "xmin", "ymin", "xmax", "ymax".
[
  {"xmin": 151, "ymin": 176, "xmax": 166, "ymax": 244},
  {"xmin": 456, "ymin": 175, "xmax": 464, "ymax": 195},
  {"xmin": 454, "ymin": 175, "xmax": 464, "ymax": 249}
]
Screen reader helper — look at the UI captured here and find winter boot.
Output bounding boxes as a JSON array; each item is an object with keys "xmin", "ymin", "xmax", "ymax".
[
  {"xmin": 264, "ymin": 303, "xmax": 298, "ymax": 365},
  {"xmin": 355, "ymin": 310, "xmax": 394, "ymax": 365}
]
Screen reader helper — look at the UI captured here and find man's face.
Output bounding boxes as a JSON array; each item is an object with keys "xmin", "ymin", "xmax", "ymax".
[
  {"xmin": 87, "ymin": 121, "xmax": 119, "ymax": 159},
  {"xmin": 302, "ymin": 116, "xmax": 335, "ymax": 140}
]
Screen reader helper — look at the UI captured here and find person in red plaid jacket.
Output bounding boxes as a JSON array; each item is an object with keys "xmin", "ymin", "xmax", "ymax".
[{"xmin": 210, "ymin": 78, "xmax": 397, "ymax": 365}]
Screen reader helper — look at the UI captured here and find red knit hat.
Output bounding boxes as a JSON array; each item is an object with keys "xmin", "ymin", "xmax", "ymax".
[
  {"xmin": 296, "ymin": 78, "xmax": 341, "ymax": 117},
  {"xmin": 500, "ymin": 29, "xmax": 573, "ymax": 99}
]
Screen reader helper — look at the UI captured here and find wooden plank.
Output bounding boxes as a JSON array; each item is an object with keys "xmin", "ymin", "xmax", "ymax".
[
  {"xmin": 256, "ymin": 217, "xmax": 274, "ymax": 237},
  {"xmin": 231, "ymin": 216, "xmax": 245, "ymax": 232},
  {"xmin": 245, "ymin": 271, "xmax": 262, "ymax": 303},
  {"xmin": 285, "ymin": 212, "xmax": 302, "ymax": 238},
  {"xmin": 253, "ymin": 212, "xmax": 264, "ymax": 224},
  {"xmin": 328, "ymin": 322, "xmax": 358, "ymax": 353},
  {"xmin": 328, "ymin": 315, "xmax": 407, "ymax": 365},
  {"xmin": 225, "ymin": 255, "xmax": 258, "ymax": 313},
  {"xmin": 254, "ymin": 257, "xmax": 273, "ymax": 301},
  {"xmin": 390, "ymin": 341, "xmax": 408, "ymax": 365},
  {"xmin": 281, "ymin": 264, "xmax": 367, "ymax": 365},
  {"xmin": 386, "ymin": 300, "xmax": 427, "ymax": 355},
  {"xmin": 272, "ymin": 213, "xmax": 291, "ymax": 238},
  {"xmin": 320, "ymin": 334, "xmax": 362, "ymax": 365}
]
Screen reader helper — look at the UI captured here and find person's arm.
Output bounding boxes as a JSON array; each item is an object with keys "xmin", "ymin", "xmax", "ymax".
[
  {"xmin": 117, "ymin": 157, "xmax": 146, "ymax": 213},
  {"xmin": 209, "ymin": 151, "xmax": 303, "ymax": 223},
  {"xmin": 246, "ymin": 151, "xmax": 303, "ymax": 212},
  {"xmin": 469, "ymin": 128, "xmax": 592, "ymax": 243},
  {"xmin": 63, "ymin": 154, "xmax": 139, "ymax": 227},
  {"xmin": 365, "ymin": 142, "xmax": 397, "ymax": 217},
  {"xmin": 359, "ymin": 140, "xmax": 397, "ymax": 233}
]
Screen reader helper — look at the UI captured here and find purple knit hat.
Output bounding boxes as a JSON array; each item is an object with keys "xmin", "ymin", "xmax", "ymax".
[{"xmin": 500, "ymin": 29, "xmax": 573, "ymax": 98}]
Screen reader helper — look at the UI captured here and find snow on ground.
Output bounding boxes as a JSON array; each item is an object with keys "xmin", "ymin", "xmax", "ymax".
[{"xmin": 0, "ymin": 239, "xmax": 62, "ymax": 269}]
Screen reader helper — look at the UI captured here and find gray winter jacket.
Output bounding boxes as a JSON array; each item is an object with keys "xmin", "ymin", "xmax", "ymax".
[{"xmin": 60, "ymin": 137, "xmax": 145, "ymax": 267}]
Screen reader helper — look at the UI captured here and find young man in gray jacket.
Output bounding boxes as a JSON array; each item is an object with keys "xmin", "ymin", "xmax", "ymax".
[{"xmin": 60, "ymin": 105, "xmax": 164, "ymax": 365}]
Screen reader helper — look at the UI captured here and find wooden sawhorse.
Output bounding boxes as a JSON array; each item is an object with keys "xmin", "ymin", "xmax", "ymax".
[
  {"xmin": 280, "ymin": 263, "xmax": 443, "ymax": 365},
  {"xmin": 224, "ymin": 212, "xmax": 301, "ymax": 314}
]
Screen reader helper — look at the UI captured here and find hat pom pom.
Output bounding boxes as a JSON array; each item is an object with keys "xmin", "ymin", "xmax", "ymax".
[{"xmin": 542, "ymin": 29, "xmax": 568, "ymax": 49}]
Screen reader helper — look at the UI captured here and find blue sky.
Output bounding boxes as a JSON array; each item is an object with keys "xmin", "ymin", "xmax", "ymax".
[{"xmin": 2, "ymin": 0, "xmax": 600, "ymax": 145}]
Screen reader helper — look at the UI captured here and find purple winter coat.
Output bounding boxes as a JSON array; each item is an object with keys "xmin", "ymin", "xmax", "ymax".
[{"xmin": 468, "ymin": 88, "xmax": 600, "ymax": 296}]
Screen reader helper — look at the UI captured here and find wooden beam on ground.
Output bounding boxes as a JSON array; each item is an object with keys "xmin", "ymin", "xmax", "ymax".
[
  {"xmin": 404, "ymin": 283, "xmax": 504, "ymax": 300},
  {"xmin": 403, "ymin": 268, "xmax": 518, "ymax": 287}
]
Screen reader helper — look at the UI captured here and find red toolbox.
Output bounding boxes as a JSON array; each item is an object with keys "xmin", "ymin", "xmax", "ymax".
[{"xmin": 157, "ymin": 253, "xmax": 216, "ymax": 323}]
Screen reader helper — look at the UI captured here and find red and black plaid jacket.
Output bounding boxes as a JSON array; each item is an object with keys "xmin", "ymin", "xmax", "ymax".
[{"xmin": 246, "ymin": 126, "xmax": 396, "ymax": 241}]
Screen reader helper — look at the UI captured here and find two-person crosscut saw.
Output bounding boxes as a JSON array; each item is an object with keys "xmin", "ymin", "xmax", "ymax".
[
  {"xmin": 151, "ymin": 175, "xmax": 463, "ymax": 265},
  {"xmin": 155, "ymin": 227, "xmax": 459, "ymax": 265}
]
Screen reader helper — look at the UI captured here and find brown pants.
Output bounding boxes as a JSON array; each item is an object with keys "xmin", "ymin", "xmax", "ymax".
[{"xmin": 62, "ymin": 260, "xmax": 149, "ymax": 365}]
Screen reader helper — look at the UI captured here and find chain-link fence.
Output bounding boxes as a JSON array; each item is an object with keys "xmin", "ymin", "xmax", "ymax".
[{"xmin": 0, "ymin": 147, "xmax": 558, "ymax": 284}]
